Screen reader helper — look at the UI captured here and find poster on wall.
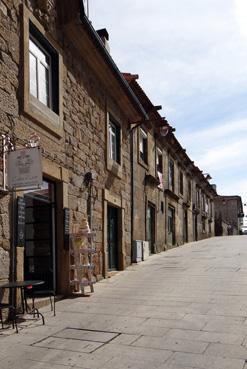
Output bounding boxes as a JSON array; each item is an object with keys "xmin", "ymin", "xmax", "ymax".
[{"xmin": 7, "ymin": 147, "xmax": 42, "ymax": 189}]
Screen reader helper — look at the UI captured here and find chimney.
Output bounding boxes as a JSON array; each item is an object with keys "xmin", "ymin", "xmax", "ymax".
[
  {"xmin": 96, "ymin": 28, "xmax": 110, "ymax": 53},
  {"xmin": 211, "ymin": 184, "xmax": 217, "ymax": 193}
]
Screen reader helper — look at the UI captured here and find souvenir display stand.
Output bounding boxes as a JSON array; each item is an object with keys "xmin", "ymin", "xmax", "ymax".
[{"xmin": 69, "ymin": 218, "xmax": 96, "ymax": 295}]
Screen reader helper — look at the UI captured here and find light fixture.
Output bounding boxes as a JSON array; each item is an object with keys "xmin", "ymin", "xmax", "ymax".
[{"xmin": 160, "ymin": 126, "xmax": 170, "ymax": 137}]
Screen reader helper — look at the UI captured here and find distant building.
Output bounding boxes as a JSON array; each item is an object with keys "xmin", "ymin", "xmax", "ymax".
[{"xmin": 214, "ymin": 196, "xmax": 244, "ymax": 236}]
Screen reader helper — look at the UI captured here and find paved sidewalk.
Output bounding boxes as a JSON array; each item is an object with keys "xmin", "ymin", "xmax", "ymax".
[{"xmin": 1, "ymin": 236, "xmax": 247, "ymax": 369}]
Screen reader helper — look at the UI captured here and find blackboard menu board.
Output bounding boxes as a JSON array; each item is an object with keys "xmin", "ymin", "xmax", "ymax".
[
  {"xmin": 64, "ymin": 208, "xmax": 70, "ymax": 249},
  {"xmin": 16, "ymin": 197, "xmax": 25, "ymax": 247}
]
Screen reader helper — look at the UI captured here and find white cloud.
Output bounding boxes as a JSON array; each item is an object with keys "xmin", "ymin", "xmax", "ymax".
[
  {"xmin": 234, "ymin": 0, "xmax": 247, "ymax": 38},
  {"xmin": 180, "ymin": 119, "xmax": 247, "ymax": 145}
]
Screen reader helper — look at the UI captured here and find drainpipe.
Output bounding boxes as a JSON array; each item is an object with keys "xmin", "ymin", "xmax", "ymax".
[{"xmin": 130, "ymin": 129, "xmax": 134, "ymax": 262}]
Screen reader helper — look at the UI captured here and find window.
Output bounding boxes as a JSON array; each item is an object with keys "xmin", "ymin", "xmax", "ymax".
[
  {"xmin": 108, "ymin": 117, "xmax": 120, "ymax": 164},
  {"xmin": 156, "ymin": 148, "xmax": 163, "ymax": 173},
  {"xmin": 205, "ymin": 197, "xmax": 209, "ymax": 214},
  {"xmin": 202, "ymin": 193, "xmax": 206, "ymax": 211},
  {"xmin": 202, "ymin": 217, "xmax": 206, "ymax": 233},
  {"xmin": 29, "ymin": 22, "xmax": 59, "ymax": 114},
  {"xmin": 168, "ymin": 159, "xmax": 174, "ymax": 191},
  {"xmin": 196, "ymin": 187, "xmax": 200, "ymax": 208},
  {"xmin": 23, "ymin": 5, "xmax": 63, "ymax": 136},
  {"xmin": 188, "ymin": 180, "xmax": 192, "ymax": 201},
  {"xmin": 29, "ymin": 38, "xmax": 51, "ymax": 107},
  {"xmin": 179, "ymin": 171, "xmax": 183, "ymax": 195},
  {"xmin": 139, "ymin": 129, "xmax": 148, "ymax": 164}
]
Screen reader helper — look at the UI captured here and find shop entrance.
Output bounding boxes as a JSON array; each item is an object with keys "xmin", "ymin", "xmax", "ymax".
[
  {"xmin": 24, "ymin": 180, "xmax": 56, "ymax": 291},
  {"xmin": 107, "ymin": 205, "xmax": 119, "ymax": 270}
]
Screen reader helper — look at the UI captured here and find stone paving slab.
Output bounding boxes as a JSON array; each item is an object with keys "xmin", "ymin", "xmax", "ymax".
[
  {"xmin": 205, "ymin": 342, "xmax": 247, "ymax": 360},
  {"xmin": 165, "ymin": 328, "xmax": 246, "ymax": 345},
  {"xmin": 132, "ymin": 335, "xmax": 209, "ymax": 353},
  {"xmin": 166, "ymin": 352, "xmax": 245, "ymax": 369}
]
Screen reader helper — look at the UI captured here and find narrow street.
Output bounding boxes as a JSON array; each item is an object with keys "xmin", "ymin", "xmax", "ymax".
[{"xmin": 1, "ymin": 236, "xmax": 247, "ymax": 369}]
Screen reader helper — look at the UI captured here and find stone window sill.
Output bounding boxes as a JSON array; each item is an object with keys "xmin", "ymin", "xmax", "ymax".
[{"xmin": 107, "ymin": 158, "xmax": 122, "ymax": 179}]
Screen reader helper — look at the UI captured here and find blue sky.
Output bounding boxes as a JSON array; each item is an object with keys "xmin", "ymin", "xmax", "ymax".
[{"xmin": 89, "ymin": 0, "xmax": 247, "ymax": 223}]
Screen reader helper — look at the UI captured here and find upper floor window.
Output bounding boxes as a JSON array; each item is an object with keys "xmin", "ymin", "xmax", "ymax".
[
  {"xmin": 156, "ymin": 148, "xmax": 163, "ymax": 173},
  {"xmin": 139, "ymin": 128, "xmax": 148, "ymax": 164},
  {"xmin": 29, "ymin": 38, "xmax": 51, "ymax": 107},
  {"xmin": 188, "ymin": 180, "xmax": 192, "ymax": 201},
  {"xmin": 29, "ymin": 23, "xmax": 59, "ymax": 114},
  {"xmin": 205, "ymin": 197, "xmax": 209, "ymax": 214},
  {"xmin": 179, "ymin": 171, "xmax": 183, "ymax": 195},
  {"xmin": 108, "ymin": 117, "xmax": 121, "ymax": 164},
  {"xmin": 202, "ymin": 193, "xmax": 206, "ymax": 211},
  {"xmin": 196, "ymin": 187, "xmax": 200, "ymax": 208},
  {"xmin": 168, "ymin": 159, "xmax": 174, "ymax": 191},
  {"xmin": 23, "ymin": 6, "xmax": 63, "ymax": 137}
]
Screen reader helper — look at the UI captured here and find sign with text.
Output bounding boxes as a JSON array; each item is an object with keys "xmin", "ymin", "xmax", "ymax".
[{"xmin": 8, "ymin": 147, "xmax": 42, "ymax": 189}]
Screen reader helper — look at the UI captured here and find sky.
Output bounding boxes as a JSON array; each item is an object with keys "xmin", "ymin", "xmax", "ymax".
[{"xmin": 89, "ymin": 0, "xmax": 247, "ymax": 223}]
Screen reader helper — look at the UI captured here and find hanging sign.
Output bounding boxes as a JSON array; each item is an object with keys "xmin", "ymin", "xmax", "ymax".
[{"xmin": 7, "ymin": 147, "xmax": 42, "ymax": 189}]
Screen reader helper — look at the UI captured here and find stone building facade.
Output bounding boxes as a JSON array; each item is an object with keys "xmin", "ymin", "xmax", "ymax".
[
  {"xmin": 0, "ymin": 0, "xmax": 147, "ymax": 295},
  {"xmin": 123, "ymin": 74, "xmax": 216, "ymax": 254},
  {"xmin": 215, "ymin": 195, "xmax": 244, "ymax": 236}
]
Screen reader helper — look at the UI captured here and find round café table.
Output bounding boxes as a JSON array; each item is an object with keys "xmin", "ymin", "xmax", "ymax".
[{"xmin": 0, "ymin": 280, "xmax": 45, "ymax": 324}]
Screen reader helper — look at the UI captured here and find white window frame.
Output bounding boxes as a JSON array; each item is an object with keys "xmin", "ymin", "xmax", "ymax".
[
  {"xmin": 156, "ymin": 148, "xmax": 163, "ymax": 174},
  {"xmin": 108, "ymin": 118, "xmax": 120, "ymax": 164},
  {"xmin": 139, "ymin": 128, "xmax": 148, "ymax": 164},
  {"xmin": 29, "ymin": 36, "xmax": 52, "ymax": 108}
]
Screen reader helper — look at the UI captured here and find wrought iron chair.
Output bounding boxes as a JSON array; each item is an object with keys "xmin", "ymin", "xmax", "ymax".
[
  {"xmin": 0, "ymin": 303, "xmax": 18, "ymax": 333},
  {"xmin": 25, "ymin": 273, "xmax": 56, "ymax": 316}
]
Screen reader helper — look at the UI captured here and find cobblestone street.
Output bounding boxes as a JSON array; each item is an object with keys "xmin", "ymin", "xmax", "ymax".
[{"xmin": 1, "ymin": 236, "xmax": 247, "ymax": 369}]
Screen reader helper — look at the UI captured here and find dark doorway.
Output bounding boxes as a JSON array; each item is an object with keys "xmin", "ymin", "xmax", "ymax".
[
  {"xmin": 147, "ymin": 203, "xmax": 155, "ymax": 254},
  {"xmin": 194, "ymin": 214, "xmax": 198, "ymax": 241},
  {"xmin": 107, "ymin": 205, "xmax": 119, "ymax": 270},
  {"xmin": 183, "ymin": 209, "xmax": 188, "ymax": 243},
  {"xmin": 168, "ymin": 206, "xmax": 175, "ymax": 245},
  {"xmin": 24, "ymin": 180, "xmax": 56, "ymax": 291}
]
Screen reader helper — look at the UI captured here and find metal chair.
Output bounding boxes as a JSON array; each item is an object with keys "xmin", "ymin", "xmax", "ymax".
[
  {"xmin": 25, "ymin": 273, "xmax": 56, "ymax": 316},
  {"xmin": 0, "ymin": 303, "xmax": 18, "ymax": 333}
]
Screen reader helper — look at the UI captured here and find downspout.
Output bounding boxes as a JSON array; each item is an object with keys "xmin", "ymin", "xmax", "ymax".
[{"xmin": 130, "ymin": 129, "xmax": 134, "ymax": 261}]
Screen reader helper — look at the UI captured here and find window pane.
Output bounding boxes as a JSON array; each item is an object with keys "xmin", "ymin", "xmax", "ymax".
[
  {"xmin": 140, "ymin": 130, "xmax": 148, "ymax": 163},
  {"xmin": 29, "ymin": 37, "xmax": 51, "ymax": 107},
  {"xmin": 38, "ymin": 62, "xmax": 50, "ymax": 106},
  {"xmin": 29, "ymin": 52, "xmax": 38, "ymax": 98},
  {"xmin": 109, "ymin": 121, "xmax": 120, "ymax": 163}
]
